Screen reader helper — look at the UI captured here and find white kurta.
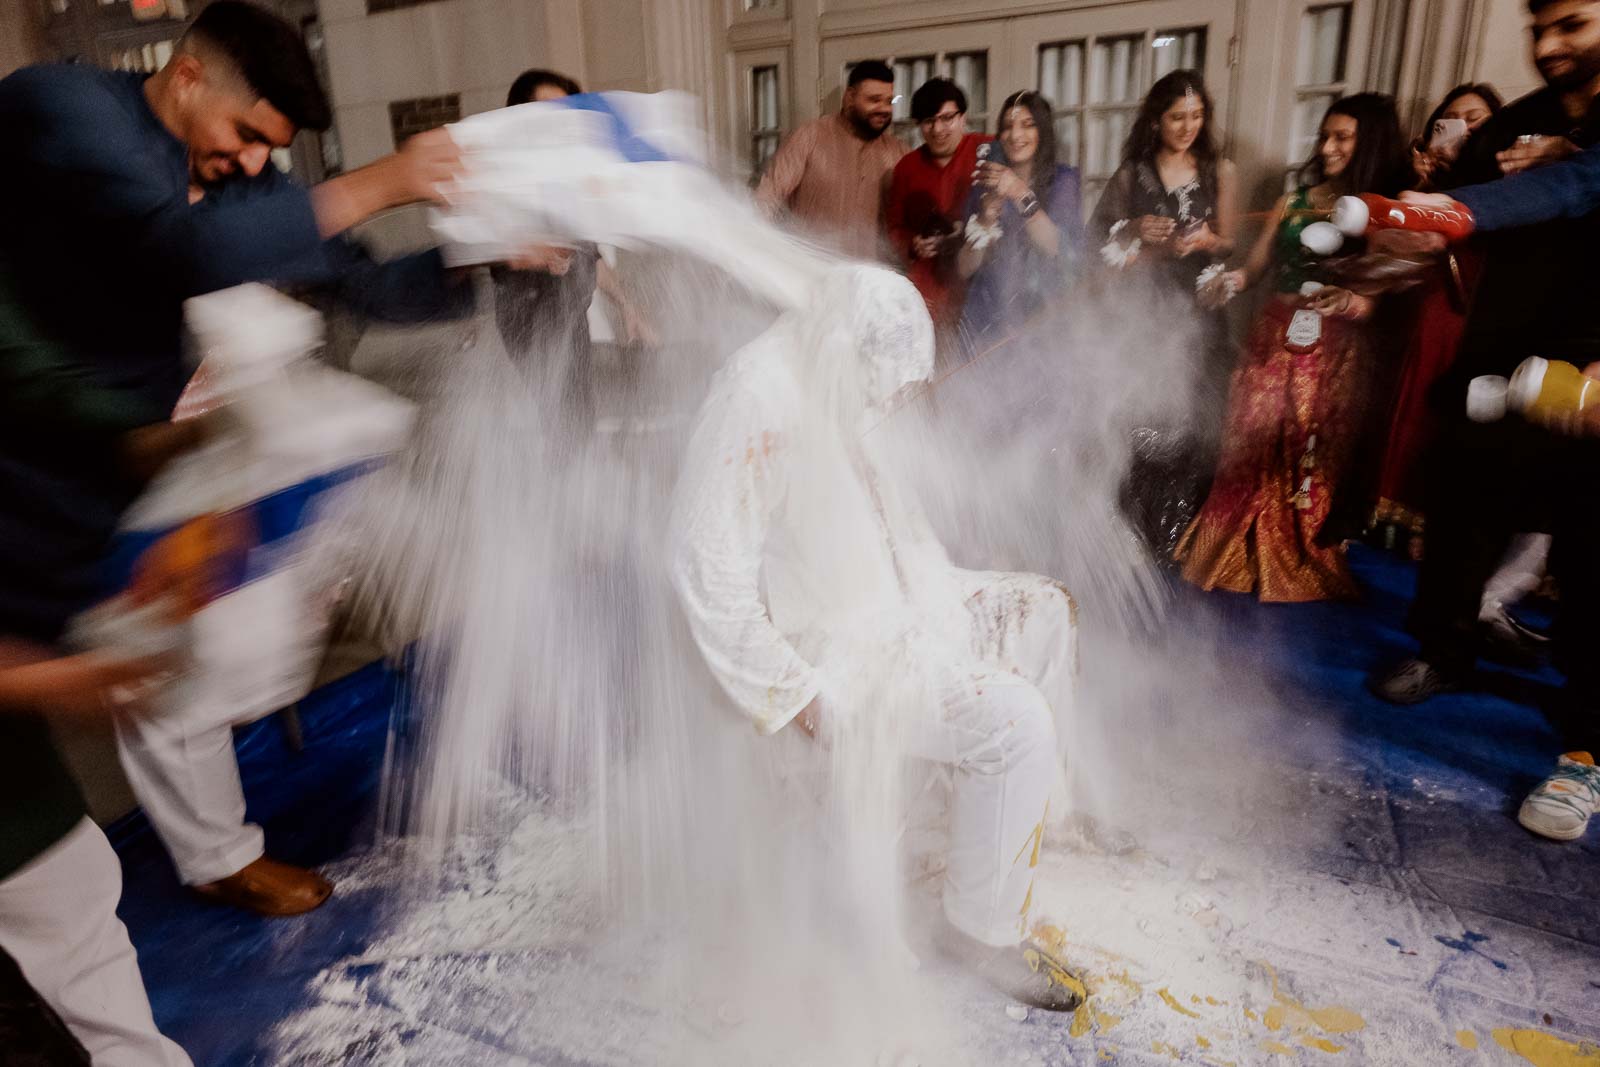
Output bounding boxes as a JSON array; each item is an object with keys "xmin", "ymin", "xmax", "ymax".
[{"xmin": 668, "ymin": 267, "xmax": 1077, "ymax": 946}]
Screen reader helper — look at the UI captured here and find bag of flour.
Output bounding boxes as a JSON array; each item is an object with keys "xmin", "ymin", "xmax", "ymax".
[{"xmin": 71, "ymin": 284, "xmax": 415, "ymax": 723}]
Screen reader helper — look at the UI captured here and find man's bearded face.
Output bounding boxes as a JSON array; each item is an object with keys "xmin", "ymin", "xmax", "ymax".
[{"xmin": 845, "ymin": 79, "xmax": 895, "ymax": 140}]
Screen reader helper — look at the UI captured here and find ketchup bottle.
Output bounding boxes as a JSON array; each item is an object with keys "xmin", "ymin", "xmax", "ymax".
[{"xmin": 1331, "ymin": 193, "xmax": 1476, "ymax": 240}]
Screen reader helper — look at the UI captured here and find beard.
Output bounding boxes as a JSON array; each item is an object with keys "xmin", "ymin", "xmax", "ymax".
[
  {"xmin": 847, "ymin": 111, "xmax": 890, "ymax": 140},
  {"xmin": 1540, "ymin": 50, "xmax": 1600, "ymax": 91}
]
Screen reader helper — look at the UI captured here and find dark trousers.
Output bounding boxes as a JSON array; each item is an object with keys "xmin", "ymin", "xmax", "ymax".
[
  {"xmin": 1410, "ymin": 411, "xmax": 1600, "ymax": 751},
  {"xmin": 0, "ymin": 947, "xmax": 89, "ymax": 1066}
]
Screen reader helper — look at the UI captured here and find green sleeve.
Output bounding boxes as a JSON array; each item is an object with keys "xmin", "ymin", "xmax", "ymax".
[{"xmin": 0, "ymin": 268, "xmax": 165, "ymax": 438}]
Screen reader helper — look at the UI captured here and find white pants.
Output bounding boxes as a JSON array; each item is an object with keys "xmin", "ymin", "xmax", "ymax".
[
  {"xmin": 0, "ymin": 819, "xmax": 191, "ymax": 1067},
  {"xmin": 113, "ymin": 565, "xmax": 330, "ymax": 885},
  {"xmin": 907, "ymin": 572, "xmax": 1075, "ymax": 947}
]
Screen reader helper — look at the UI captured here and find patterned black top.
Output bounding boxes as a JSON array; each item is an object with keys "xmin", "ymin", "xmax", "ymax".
[{"xmin": 1090, "ymin": 158, "xmax": 1221, "ymax": 296}]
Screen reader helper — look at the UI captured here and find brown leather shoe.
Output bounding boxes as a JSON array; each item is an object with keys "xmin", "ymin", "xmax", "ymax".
[{"xmin": 192, "ymin": 856, "xmax": 333, "ymax": 917}]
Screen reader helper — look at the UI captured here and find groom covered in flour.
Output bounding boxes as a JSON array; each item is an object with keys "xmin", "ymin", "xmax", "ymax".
[
  {"xmin": 667, "ymin": 263, "xmax": 1085, "ymax": 1013},
  {"xmin": 430, "ymin": 87, "xmax": 1091, "ymax": 1013}
]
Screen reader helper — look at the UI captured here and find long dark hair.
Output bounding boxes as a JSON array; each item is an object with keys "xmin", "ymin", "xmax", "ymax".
[
  {"xmin": 1300, "ymin": 92, "xmax": 1407, "ymax": 196},
  {"xmin": 995, "ymin": 90, "xmax": 1060, "ymax": 197},
  {"xmin": 506, "ymin": 68, "xmax": 582, "ymax": 107},
  {"xmin": 1422, "ymin": 82, "xmax": 1503, "ymax": 133},
  {"xmin": 1120, "ymin": 70, "xmax": 1219, "ymax": 180}
]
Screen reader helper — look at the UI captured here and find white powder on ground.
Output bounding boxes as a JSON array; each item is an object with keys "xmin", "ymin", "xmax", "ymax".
[{"xmin": 267, "ymin": 771, "xmax": 1599, "ymax": 1067}]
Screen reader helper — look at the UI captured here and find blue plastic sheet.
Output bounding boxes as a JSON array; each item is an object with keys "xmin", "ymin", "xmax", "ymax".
[{"xmin": 113, "ymin": 548, "xmax": 1599, "ymax": 1064}]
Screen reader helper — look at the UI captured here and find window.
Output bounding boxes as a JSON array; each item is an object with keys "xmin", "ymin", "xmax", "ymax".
[
  {"xmin": 1039, "ymin": 26, "xmax": 1206, "ymax": 199},
  {"xmin": 1152, "ymin": 27, "xmax": 1206, "ymax": 81},
  {"xmin": 750, "ymin": 65, "xmax": 782, "ymax": 173},
  {"xmin": 1038, "ymin": 41, "xmax": 1085, "ymax": 175},
  {"xmin": 850, "ymin": 51, "xmax": 989, "ymax": 147},
  {"xmin": 744, "ymin": 0, "xmax": 781, "ymax": 9},
  {"xmin": 1085, "ymin": 34, "xmax": 1144, "ymax": 187},
  {"xmin": 106, "ymin": 36, "xmax": 177, "ymax": 72},
  {"xmin": 889, "ymin": 55, "xmax": 936, "ymax": 143},
  {"xmin": 1291, "ymin": 3, "xmax": 1352, "ymax": 161},
  {"xmin": 946, "ymin": 51, "xmax": 989, "ymax": 135}
]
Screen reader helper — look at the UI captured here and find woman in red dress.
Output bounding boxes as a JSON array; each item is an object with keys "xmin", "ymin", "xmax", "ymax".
[
  {"xmin": 1174, "ymin": 94, "xmax": 1407, "ymax": 602},
  {"xmin": 1371, "ymin": 84, "xmax": 1502, "ymax": 551}
]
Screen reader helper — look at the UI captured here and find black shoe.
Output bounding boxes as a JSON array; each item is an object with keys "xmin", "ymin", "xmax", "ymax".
[
  {"xmin": 1369, "ymin": 659, "xmax": 1459, "ymax": 705},
  {"xmin": 1477, "ymin": 604, "xmax": 1551, "ymax": 669},
  {"xmin": 936, "ymin": 922, "xmax": 1086, "ymax": 1012}
]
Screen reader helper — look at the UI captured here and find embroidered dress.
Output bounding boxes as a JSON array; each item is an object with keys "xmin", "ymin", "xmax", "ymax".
[
  {"xmin": 1092, "ymin": 160, "xmax": 1230, "ymax": 559},
  {"xmin": 1173, "ymin": 188, "xmax": 1371, "ymax": 602}
]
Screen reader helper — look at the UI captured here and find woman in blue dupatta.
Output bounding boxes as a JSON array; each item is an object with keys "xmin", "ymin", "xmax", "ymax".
[{"xmin": 954, "ymin": 90, "xmax": 1084, "ymax": 355}]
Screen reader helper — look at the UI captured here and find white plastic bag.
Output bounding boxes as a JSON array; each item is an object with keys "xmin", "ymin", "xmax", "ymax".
[{"xmin": 71, "ymin": 284, "xmax": 415, "ymax": 723}]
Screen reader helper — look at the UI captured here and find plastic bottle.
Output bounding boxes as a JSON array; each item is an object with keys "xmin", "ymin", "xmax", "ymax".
[
  {"xmin": 1507, "ymin": 356, "xmax": 1600, "ymax": 434},
  {"xmin": 1331, "ymin": 193, "xmax": 1476, "ymax": 240}
]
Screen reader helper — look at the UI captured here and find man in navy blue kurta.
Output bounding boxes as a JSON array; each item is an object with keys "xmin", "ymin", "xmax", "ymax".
[
  {"xmin": 0, "ymin": 1, "xmax": 470, "ymax": 920},
  {"xmin": 1439, "ymin": 141, "xmax": 1600, "ymax": 230}
]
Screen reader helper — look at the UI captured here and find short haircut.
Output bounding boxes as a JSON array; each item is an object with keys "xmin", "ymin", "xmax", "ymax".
[
  {"xmin": 506, "ymin": 69, "xmax": 583, "ymax": 106},
  {"xmin": 183, "ymin": 1, "xmax": 331, "ymax": 132},
  {"xmin": 910, "ymin": 78, "xmax": 966, "ymax": 122},
  {"xmin": 848, "ymin": 60, "xmax": 894, "ymax": 89}
]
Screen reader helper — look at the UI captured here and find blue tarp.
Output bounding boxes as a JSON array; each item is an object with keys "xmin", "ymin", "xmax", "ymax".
[{"xmin": 112, "ymin": 547, "xmax": 1600, "ymax": 1064}]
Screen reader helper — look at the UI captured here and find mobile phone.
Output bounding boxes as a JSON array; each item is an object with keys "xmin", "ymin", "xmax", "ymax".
[
  {"xmin": 1428, "ymin": 117, "xmax": 1470, "ymax": 161},
  {"xmin": 973, "ymin": 139, "xmax": 1006, "ymax": 177}
]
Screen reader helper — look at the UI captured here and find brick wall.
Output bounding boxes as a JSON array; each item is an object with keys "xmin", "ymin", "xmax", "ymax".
[{"xmin": 388, "ymin": 93, "xmax": 461, "ymax": 147}]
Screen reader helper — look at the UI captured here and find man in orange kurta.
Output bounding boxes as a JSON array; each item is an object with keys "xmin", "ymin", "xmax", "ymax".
[{"xmin": 756, "ymin": 60, "xmax": 908, "ymax": 260}]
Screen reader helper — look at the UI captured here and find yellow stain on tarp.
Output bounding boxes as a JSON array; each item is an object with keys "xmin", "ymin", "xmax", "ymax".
[
  {"xmin": 1022, "ymin": 947, "xmax": 1088, "ymax": 1007},
  {"xmin": 1245, "ymin": 1008, "xmax": 1260, "ymax": 1023},
  {"xmin": 1031, "ymin": 923, "xmax": 1068, "ymax": 953},
  {"xmin": 1304, "ymin": 1007, "xmax": 1365, "ymax": 1034},
  {"xmin": 1069, "ymin": 1004, "xmax": 1122, "ymax": 1039},
  {"xmin": 1206, "ymin": 996, "xmax": 1226, "ymax": 1007},
  {"xmin": 1098, "ymin": 1050, "xmax": 1114, "ymax": 1061},
  {"xmin": 1152, "ymin": 1040, "xmax": 1182, "ymax": 1059},
  {"xmin": 1457, "ymin": 1031, "xmax": 1479, "ymax": 1050},
  {"xmin": 1259, "ymin": 962, "xmax": 1366, "ymax": 1036},
  {"xmin": 1301, "ymin": 1035, "xmax": 1346, "ymax": 1053},
  {"xmin": 1491, "ymin": 1028, "xmax": 1600, "ymax": 1066},
  {"xmin": 1107, "ymin": 970, "xmax": 1143, "ymax": 998},
  {"xmin": 1159, "ymin": 988, "xmax": 1203, "ymax": 1019},
  {"xmin": 1262, "ymin": 1040, "xmax": 1297, "ymax": 1056},
  {"xmin": 1197, "ymin": 1035, "xmax": 1213, "ymax": 1050}
]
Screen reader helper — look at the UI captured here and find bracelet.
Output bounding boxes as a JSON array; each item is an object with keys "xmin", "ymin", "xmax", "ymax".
[{"xmin": 1017, "ymin": 192, "xmax": 1040, "ymax": 219}]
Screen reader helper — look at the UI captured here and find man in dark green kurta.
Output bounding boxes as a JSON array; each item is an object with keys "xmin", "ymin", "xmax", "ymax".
[{"xmin": 0, "ymin": 262, "xmax": 192, "ymax": 1065}]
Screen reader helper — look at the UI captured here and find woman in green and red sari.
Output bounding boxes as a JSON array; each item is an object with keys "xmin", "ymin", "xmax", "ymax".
[{"xmin": 1174, "ymin": 94, "xmax": 1407, "ymax": 602}]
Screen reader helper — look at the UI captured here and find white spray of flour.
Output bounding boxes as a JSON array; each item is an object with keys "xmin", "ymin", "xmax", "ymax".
[{"xmin": 275, "ymin": 105, "xmax": 1521, "ymax": 1064}]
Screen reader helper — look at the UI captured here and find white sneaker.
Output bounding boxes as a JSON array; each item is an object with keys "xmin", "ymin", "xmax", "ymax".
[{"xmin": 1517, "ymin": 753, "xmax": 1600, "ymax": 841}]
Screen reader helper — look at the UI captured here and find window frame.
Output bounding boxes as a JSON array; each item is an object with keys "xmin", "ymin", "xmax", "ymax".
[
  {"xmin": 1290, "ymin": 2, "xmax": 1353, "ymax": 159},
  {"xmin": 1036, "ymin": 23, "xmax": 1210, "ymax": 203},
  {"xmin": 734, "ymin": 46, "xmax": 790, "ymax": 181}
]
